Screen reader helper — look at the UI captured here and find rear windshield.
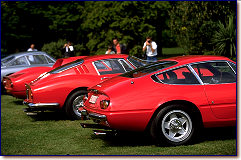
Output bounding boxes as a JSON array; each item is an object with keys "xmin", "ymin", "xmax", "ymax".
[
  {"xmin": 49, "ymin": 59, "xmax": 84, "ymax": 74},
  {"xmin": 127, "ymin": 56, "xmax": 148, "ymax": 68},
  {"xmin": 1, "ymin": 56, "xmax": 14, "ymax": 64},
  {"xmin": 121, "ymin": 61, "xmax": 177, "ymax": 78}
]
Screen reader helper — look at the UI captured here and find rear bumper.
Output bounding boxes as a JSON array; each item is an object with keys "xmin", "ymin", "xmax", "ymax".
[
  {"xmin": 78, "ymin": 108, "xmax": 107, "ymax": 120},
  {"xmin": 23, "ymin": 101, "xmax": 59, "ymax": 113}
]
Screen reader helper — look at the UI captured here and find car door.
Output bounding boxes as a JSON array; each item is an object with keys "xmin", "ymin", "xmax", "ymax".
[{"xmin": 191, "ymin": 61, "xmax": 236, "ymax": 119}]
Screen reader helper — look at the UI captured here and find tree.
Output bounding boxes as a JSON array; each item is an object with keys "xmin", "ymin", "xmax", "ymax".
[
  {"xmin": 81, "ymin": 1, "xmax": 171, "ymax": 56},
  {"xmin": 212, "ymin": 15, "xmax": 236, "ymax": 58},
  {"xmin": 169, "ymin": 1, "xmax": 236, "ymax": 55}
]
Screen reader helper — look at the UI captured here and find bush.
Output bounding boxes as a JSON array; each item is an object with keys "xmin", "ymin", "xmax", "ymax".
[
  {"xmin": 41, "ymin": 39, "xmax": 66, "ymax": 59},
  {"xmin": 212, "ymin": 15, "xmax": 236, "ymax": 58},
  {"xmin": 129, "ymin": 45, "xmax": 143, "ymax": 58},
  {"xmin": 42, "ymin": 39, "xmax": 87, "ymax": 59}
]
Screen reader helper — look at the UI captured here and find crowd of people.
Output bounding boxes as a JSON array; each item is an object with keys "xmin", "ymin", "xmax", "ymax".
[{"xmin": 27, "ymin": 36, "xmax": 158, "ymax": 62}]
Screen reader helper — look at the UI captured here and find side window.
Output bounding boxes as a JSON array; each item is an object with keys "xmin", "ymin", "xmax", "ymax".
[
  {"xmin": 93, "ymin": 59, "xmax": 125, "ymax": 75},
  {"xmin": 156, "ymin": 66, "xmax": 199, "ymax": 84},
  {"xmin": 45, "ymin": 56, "xmax": 55, "ymax": 63},
  {"xmin": 27, "ymin": 55, "xmax": 48, "ymax": 64},
  {"xmin": 191, "ymin": 62, "xmax": 236, "ymax": 84},
  {"xmin": 8, "ymin": 57, "xmax": 28, "ymax": 66},
  {"xmin": 94, "ymin": 61, "xmax": 108, "ymax": 70},
  {"xmin": 228, "ymin": 62, "xmax": 236, "ymax": 74},
  {"xmin": 119, "ymin": 59, "xmax": 133, "ymax": 72}
]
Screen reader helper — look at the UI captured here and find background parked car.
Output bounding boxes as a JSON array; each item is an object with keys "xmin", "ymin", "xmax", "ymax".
[
  {"xmin": 2, "ymin": 56, "xmax": 87, "ymax": 99},
  {"xmin": 82, "ymin": 55, "xmax": 236, "ymax": 146},
  {"xmin": 1, "ymin": 51, "xmax": 56, "ymax": 81},
  {"xmin": 23, "ymin": 54, "xmax": 147, "ymax": 120}
]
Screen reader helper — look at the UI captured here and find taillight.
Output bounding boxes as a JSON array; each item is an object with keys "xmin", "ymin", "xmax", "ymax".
[
  {"xmin": 25, "ymin": 84, "xmax": 33, "ymax": 101},
  {"xmin": 3, "ymin": 78, "xmax": 13, "ymax": 89},
  {"xmin": 100, "ymin": 100, "xmax": 110, "ymax": 109}
]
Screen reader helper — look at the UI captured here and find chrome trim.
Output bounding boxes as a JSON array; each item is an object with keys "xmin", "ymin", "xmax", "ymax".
[
  {"xmin": 118, "ymin": 59, "xmax": 134, "ymax": 72},
  {"xmin": 101, "ymin": 77, "xmax": 109, "ymax": 80},
  {"xmin": 151, "ymin": 65, "xmax": 202, "ymax": 85},
  {"xmin": 89, "ymin": 112, "xmax": 107, "ymax": 121},
  {"xmin": 23, "ymin": 101, "xmax": 59, "ymax": 108},
  {"xmin": 150, "ymin": 60, "xmax": 235, "ymax": 85},
  {"xmin": 78, "ymin": 109, "xmax": 88, "ymax": 116},
  {"xmin": 227, "ymin": 61, "xmax": 236, "ymax": 74},
  {"xmin": 187, "ymin": 64, "xmax": 204, "ymax": 85},
  {"xmin": 127, "ymin": 56, "xmax": 148, "ymax": 68},
  {"xmin": 92, "ymin": 61, "xmax": 101, "ymax": 75}
]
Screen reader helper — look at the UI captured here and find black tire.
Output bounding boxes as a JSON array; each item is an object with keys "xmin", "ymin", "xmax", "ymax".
[
  {"xmin": 65, "ymin": 90, "xmax": 87, "ymax": 120},
  {"xmin": 150, "ymin": 104, "xmax": 200, "ymax": 146}
]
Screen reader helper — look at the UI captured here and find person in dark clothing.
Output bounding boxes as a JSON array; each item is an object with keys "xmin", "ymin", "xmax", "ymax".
[
  {"xmin": 112, "ymin": 38, "xmax": 126, "ymax": 54},
  {"xmin": 62, "ymin": 41, "xmax": 75, "ymax": 58}
]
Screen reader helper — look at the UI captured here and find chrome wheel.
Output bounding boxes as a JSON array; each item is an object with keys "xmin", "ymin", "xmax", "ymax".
[
  {"xmin": 72, "ymin": 95, "xmax": 86, "ymax": 118},
  {"xmin": 161, "ymin": 110, "xmax": 192, "ymax": 143}
]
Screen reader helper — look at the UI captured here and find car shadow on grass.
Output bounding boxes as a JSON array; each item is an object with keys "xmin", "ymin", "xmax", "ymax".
[
  {"xmin": 13, "ymin": 99, "xmax": 24, "ymax": 105},
  {"xmin": 25, "ymin": 111, "xmax": 69, "ymax": 121},
  {"xmin": 91, "ymin": 126, "xmax": 236, "ymax": 147}
]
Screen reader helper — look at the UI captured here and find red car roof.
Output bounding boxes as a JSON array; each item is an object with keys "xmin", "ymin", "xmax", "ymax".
[
  {"xmin": 82, "ymin": 54, "xmax": 129, "ymax": 62},
  {"xmin": 162, "ymin": 55, "xmax": 234, "ymax": 66}
]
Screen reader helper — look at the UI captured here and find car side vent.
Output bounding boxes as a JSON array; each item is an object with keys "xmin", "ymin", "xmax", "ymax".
[{"xmin": 151, "ymin": 75, "xmax": 161, "ymax": 83}]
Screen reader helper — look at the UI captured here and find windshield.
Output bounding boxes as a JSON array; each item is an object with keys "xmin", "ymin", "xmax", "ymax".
[
  {"xmin": 121, "ymin": 61, "xmax": 177, "ymax": 78},
  {"xmin": 1, "ymin": 56, "xmax": 14, "ymax": 65},
  {"xmin": 49, "ymin": 59, "xmax": 84, "ymax": 74},
  {"xmin": 127, "ymin": 56, "xmax": 148, "ymax": 68}
]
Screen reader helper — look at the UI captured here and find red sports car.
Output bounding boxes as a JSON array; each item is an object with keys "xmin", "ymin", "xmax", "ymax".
[
  {"xmin": 81, "ymin": 55, "xmax": 236, "ymax": 146},
  {"xmin": 3, "ymin": 56, "xmax": 86, "ymax": 99},
  {"xmin": 23, "ymin": 54, "xmax": 147, "ymax": 120}
]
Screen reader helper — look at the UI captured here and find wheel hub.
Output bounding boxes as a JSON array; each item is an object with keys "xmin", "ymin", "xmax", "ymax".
[{"xmin": 169, "ymin": 118, "xmax": 182, "ymax": 132}]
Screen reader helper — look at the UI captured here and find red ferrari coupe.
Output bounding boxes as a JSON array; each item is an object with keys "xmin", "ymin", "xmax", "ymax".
[
  {"xmin": 2, "ymin": 56, "xmax": 86, "ymax": 99},
  {"xmin": 81, "ymin": 55, "xmax": 236, "ymax": 146},
  {"xmin": 23, "ymin": 54, "xmax": 147, "ymax": 120}
]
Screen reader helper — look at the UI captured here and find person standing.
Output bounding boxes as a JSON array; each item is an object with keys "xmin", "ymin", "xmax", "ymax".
[
  {"xmin": 62, "ymin": 41, "xmax": 74, "ymax": 58},
  {"xmin": 142, "ymin": 37, "xmax": 158, "ymax": 63},
  {"xmin": 112, "ymin": 38, "xmax": 126, "ymax": 54},
  {"xmin": 27, "ymin": 44, "xmax": 38, "ymax": 51}
]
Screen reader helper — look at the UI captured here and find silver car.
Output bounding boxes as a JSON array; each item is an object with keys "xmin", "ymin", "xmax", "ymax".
[{"xmin": 1, "ymin": 51, "xmax": 56, "ymax": 81}]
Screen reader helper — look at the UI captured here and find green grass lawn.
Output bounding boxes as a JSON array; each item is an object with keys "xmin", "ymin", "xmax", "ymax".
[{"xmin": 1, "ymin": 95, "xmax": 236, "ymax": 156}]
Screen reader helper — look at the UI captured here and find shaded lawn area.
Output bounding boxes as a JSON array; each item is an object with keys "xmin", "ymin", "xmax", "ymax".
[{"xmin": 1, "ymin": 95, "xmax": 236, "ymax": 155}]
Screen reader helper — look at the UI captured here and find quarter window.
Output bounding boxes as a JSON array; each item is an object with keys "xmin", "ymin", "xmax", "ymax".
[
  {"xmin": 191, "ymin": 62, "xmax": 236, "ymax": 84},
  {"xmin": 156, "ymin": 66, "xmax": 199, "ymax": 84},
  {"xmin": 45, "ymin": 56, "xmax": 55, "ymax": 63},
  {"xmin": 94, "ymin": 59, "xmax": 126, "ymax": 75}
]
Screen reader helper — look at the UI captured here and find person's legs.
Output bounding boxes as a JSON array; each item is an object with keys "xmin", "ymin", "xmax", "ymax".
[{"xmin": 147, "ymin": 56, "xmax": 157, "ymax": 63}]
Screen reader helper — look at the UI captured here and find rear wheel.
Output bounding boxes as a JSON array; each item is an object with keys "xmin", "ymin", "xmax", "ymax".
[
  {"xmin": 65, "ymin": 90, "xmax": 87, "ymax": 120},
  {"xmin": 150, "ymin": 104, "xmax": 200, "ymax": 146}
]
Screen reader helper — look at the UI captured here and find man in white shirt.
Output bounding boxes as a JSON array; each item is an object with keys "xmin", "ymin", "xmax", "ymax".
[
  {"xmin": 27, "ymin": 44, "xmax": 38, "ymax": 51},
  {"xmin": 143, "ymin": 37, "xmax": 158, "ymax": 63}
]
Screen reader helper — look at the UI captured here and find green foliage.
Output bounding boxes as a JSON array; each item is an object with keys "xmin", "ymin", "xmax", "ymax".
[
  {"xmin": 81, "ymin": 1, "xmax": 171, "ymax": 55},
  {"xmin": 212, "ymin": 16, "xmax": 236, "ymax": 58},
  {"xmin": 129, "ymin": 45, "xmax": 143, "ymax": 57},
  {"xmin": 41, "ymin": 39, "xmax": 66, "ymax": 58},
  {"xmin": 41, "ymin": 40, "xmax": 86, "ymax": 58},
  {"xmin": 169, "ymin": 1, "xmax": 236, "ymax": 55}
]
